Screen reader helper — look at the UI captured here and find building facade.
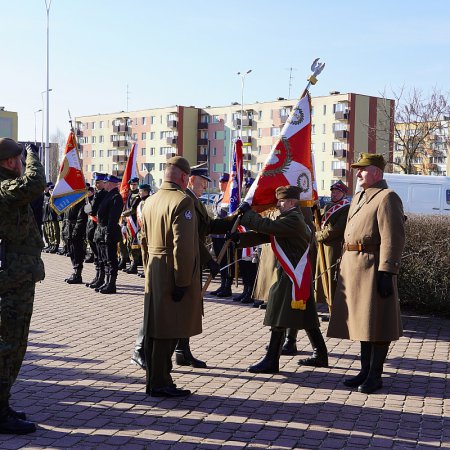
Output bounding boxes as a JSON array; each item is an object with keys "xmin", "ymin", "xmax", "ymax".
[
  {"xmin": 0, "ymin": 107, "xmax": 18, "ymax": 140},
  {"xmin": 76, "ymin": 92, "xmax": 394, "ymax": 195}
]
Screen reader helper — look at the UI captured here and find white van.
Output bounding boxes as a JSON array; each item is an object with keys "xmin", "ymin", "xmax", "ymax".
[{"xmin": 383, "ymin": 173, "xmax": 450, "ymax": 215}]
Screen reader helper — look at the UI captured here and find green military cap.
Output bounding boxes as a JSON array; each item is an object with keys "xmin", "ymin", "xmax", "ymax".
[
  {"xmin": 351, "ymin": 153, "xmax": 386, "ymax": 170},
  {"xmin": 0, "ymin": 137, "xmax": 22, "ymax": 161},
  {"xmin": 138, "ymin": 183, "xmax": 151, "ymax": 190},
  {"xmin": 275, "ymin": 185, "xmax": 301, "ymax": 200},
  {"xmin": 166, "ymin": 156, "xmax": 191, "ymax": 175}
]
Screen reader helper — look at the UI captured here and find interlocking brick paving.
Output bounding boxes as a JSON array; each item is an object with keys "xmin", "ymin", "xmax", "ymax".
[{"xmin": 1, "ymin": 253, "xmax": 448, "ymax": 449}]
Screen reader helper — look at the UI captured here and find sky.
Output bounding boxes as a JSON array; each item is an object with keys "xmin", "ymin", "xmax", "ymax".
[{"xmin": 1, "ymin": 0, "xmax": 450, "ymax": 142}]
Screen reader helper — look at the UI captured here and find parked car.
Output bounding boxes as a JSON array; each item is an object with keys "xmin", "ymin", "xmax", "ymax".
[{"xmin": 199, "ymin": 193, "xmax": 218, "ymax": 205}]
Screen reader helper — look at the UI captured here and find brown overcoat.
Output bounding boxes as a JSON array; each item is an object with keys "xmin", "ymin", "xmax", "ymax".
[
  {"xmin": 327, "ymin": 180, "xmax": 405, "ymax": 342},
  {"xmin": 141, "ymin": 181, "xmax": 202, "ymax": 339}
]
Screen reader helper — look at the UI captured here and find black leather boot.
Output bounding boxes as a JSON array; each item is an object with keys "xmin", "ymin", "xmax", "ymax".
[
  {"xmin": 125, "ymin": 261, "xmax": 138, "ymax": 274},
  {"xmin": 84, "ymin": 253, "xmax": 94, "ymax": 263},
  {"xmin": 217, "ymin": 279, "xmax": 232, "ymax": 298},
  {"xmin": 117, "ymin": 258, "xmax": 128, "ymax": 270},
  {"xmin": 343, "ymin": 341, "xmax": 372, "ymax": 387},
  {"xmin": 86, "ymin": 268, "xmax": 100, "ymax": 287},
  {"xmin": 281, "ymin": 328, "xmax": 298, "ymax": 355},
  {"xmin": 0, "ymin": 403, "xmax": 36, "ymax": 435},
  {"xmin": 233, "ymin": 285, "xmax": 248, "ymax": 302},
  {"xmin": 248, "ymin": 330, "xmax": 285, "ymax": 373},
  {"xmin": 95, "ymin": 273, "xmax": 109, "ymax": 292},
  {"xmin": 65, "ymin": 267, "xmax": 83, "ymax": 284},
  {"xmin": 175, "ymin": 338, "xmax": 207, "ymax": 368},
  {"xmin": 210, "ymin": 277, "xmax": 226, "ymax": 296},
  {"xmin": 358, "ymin": 343, "xmax": 389, "ymax": 394},
  {"xmin": 90, "ymin": 269, "xmax": 105, "ymax": 289},
  {"xmin": 298, "ymin": 328, "xmax": 328, "ymax": 367},
  {"xmin": 99, "ymin": 274, "xmax": 117, "ymax": 294}
]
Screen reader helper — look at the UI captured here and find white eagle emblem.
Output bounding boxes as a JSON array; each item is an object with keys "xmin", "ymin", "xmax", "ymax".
[{"xmin": 184, "ymin": 210, "xmax": 193, "ymax": 220}]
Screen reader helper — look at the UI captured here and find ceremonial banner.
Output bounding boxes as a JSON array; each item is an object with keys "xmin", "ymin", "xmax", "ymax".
[
  {"xmin": 221, "ymin": 138, "xmax": 243, "ymax": 213},
  {"xmin": 50, "ymin": 131, "xmax": 87, "ymax": 214},
  {"xmin": 119, "ymin": 142, "xmax": 139, "ymax": 237},
  {"xmin": 244, "ymin": 94, "xmax": 317, "ymax": 209}
]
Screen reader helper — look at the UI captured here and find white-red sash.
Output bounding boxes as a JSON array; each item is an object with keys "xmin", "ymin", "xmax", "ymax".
[
  {"xmin": 321, "ymin": 198, "xmax": 350, "ymax": 229},
  {"xmin": 270, "ymin": 236, "xmax": 311, "ymax": 310},
  {"xmin": 126, "ymin": 216, "xmax": 138, "ymax": 239}
]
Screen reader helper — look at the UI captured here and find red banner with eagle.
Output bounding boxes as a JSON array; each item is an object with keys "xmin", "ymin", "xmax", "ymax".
[{"xmin": 243, "ymin": 93, "xmax": 317, "ymax": 210}]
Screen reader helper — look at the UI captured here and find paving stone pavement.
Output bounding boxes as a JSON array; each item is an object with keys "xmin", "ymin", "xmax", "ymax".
[{"xmin": 1, "ymin": 253, "xmax": 448, "ymax": 449}]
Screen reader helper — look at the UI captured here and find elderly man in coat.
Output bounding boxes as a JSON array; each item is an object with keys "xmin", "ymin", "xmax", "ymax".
[
  {"xmin": 140, "ymin": 156, "xmax": 201, "ymax": 397},
  {"xmin": 235, "ymin": 185, "xmax": 327, "ymax": 374},
  {"xmin": 327, "ymin": 153, "xmax": 405, "ymax": 394}
]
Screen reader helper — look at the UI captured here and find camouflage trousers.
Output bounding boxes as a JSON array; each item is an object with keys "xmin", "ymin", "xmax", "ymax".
[
  {"xmin": 43, "ymin": 221, "xmax": 60, "ymax": 247},
  {"xmin": 0, "ymin": 282, "xmax": 35, "ymax": 404}
]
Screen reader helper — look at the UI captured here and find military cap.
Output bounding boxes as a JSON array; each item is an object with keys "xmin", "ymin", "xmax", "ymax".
[
  {"xmin": 351, "ymin": 153, "xmax": 386, "ymax": 170},
  {"xmin": 166, "ymin": 156, "xmax": 191, "ymax": 175},
  {"xmin": 330, "ymin": 180, "xmax": 348, "ymax": 194},
  {"xmin": 105, "ymin": 174, "xmax": 122, "ymax": 183},
  {"xmin": 87, "ymin": 186, "xmax": 95, "ymax": 193},
  {"xmin": 190, "ymin": 163, "xmax": 212, "ymax": 182},
  {"xmin": 275, "ymin": 185, "xmax": 301, "ymax": 200},
  {"xmin": 0, "ymin": 137, "xmax": 22, "ymax": 161},
  {"xmin": 48, "ymin": 184, "xmax": 55, "ymax": 190},
  {"xmin": 128, "ymin": 177, "xmax": 139, "ymax": 184},
  {"xmin": 46, "ymin": 181, "xmax": 54, "ymax": 187},
  {"xmin": 138, "ymin": 183, "xmax": 151, "ymax": 191},
  {"xmin": 93, "ymin": 172, "xmax": 108, "ymax": 182},
  {"xmin": 219, "ymin": 172, "xmax": 230, "ymax": 182}
]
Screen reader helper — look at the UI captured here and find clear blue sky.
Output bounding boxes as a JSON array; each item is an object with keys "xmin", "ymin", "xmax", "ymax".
[{"xmin": 2, "ymin": 0, "xmax": 450, "ymax": 141}]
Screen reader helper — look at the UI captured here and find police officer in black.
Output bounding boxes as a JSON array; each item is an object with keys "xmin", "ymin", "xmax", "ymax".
[
  {"xmin": 85, "ymin": 173, "xmax": 108, "ymax": 288},
  {"xmin": 63, "ymin": 195, "xmax": 88, "ymax": 284},
  {"xmin": 94, "ymin": 174, "xmax": 123, "ymax": 294}
]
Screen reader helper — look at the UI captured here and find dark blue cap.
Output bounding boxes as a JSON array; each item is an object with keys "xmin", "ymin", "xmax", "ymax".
[
  {"xmin": 46, "ymin": 181, "xmax": 53, "ymax": 187},
  {"xmin": 190, "ymin": 166, "xmax": 212, "ymax": 181},
  {"xmin": 105, "ymin": 174, "xmax": 122, "ymax": 183},
  {"xmin": 219, "ymin": 172, "xmax": 230, "ymax": 182},
  {"xmin": 128, "ymin": 177, "xmax": 139, "ymax": 184},
  {"xmin": 93, "ymin": 172, "xmax": 108, "ymax": 182}
]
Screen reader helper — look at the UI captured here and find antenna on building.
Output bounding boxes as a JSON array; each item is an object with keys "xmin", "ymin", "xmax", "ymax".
[
  {"xmin": 285, "ymin": 67, "xmax": 297, "ymax": 99},
  {"xmin": 126, "ymin": 84, "xmax": 130, "ymax": 112}
]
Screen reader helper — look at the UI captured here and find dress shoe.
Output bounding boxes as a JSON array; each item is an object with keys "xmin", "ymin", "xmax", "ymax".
[
  {"xmin": 253, "ymin": 300, "xmax": 264, "ymax": 308},
  {"xmin": 150, "ymin": 386, "xmax": 191, "ymax": 398},
  {"xmin": 7, "ymin": 407, "xmax": 26, "ymax": 421},
  {"xmin": 0, "ymin": 414, "xmax": 36, "ymax": 435},
  {"xmin": 259, "ymin": 303, "xmax": 267, "ymax": 310},
  {"xmin": 130, "ymin": 350, "xmax": 146, "ymax": 370}
]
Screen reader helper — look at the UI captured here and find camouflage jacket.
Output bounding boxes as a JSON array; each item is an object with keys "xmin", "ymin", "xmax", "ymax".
[{"xmin": 0, "ymin": 151, "xmax": 46, "ymax": 290}]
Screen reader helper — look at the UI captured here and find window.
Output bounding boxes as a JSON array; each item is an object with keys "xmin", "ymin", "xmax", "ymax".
[
  {"xmin": 332, "ymin": 161, "xmax": 345, "ymax": 169},
  {"xmin": 323, "ymin": 105, "xmax": 327, "ymax": 115},
  {"xmin": 99, "ymin": 164, "xmax": 104, "ymax": 171},
  {"xmin": 200, "ymin": 114, "xmax": 209, "ymax": 123},
  {"xmin": 322, "ymin": 142, "xmax": 326, "ymax": 152},
  {"xmin": 311, "ymin": 106, "xmax": 314, "ymax": 115},
  {"xmin": 311, "ymin": 143, "xmax": 315, "ymax": 152},
  {"xmin": 91, "ymin": 122, "xmax": 96, "ymax": 129},
  {"xmin": 160, "ymin": 131, "xmax": 173, "ymax": 139},
  {"xmin": 213, "ymin": 163, "xmax": 226, "ymax": 173},
  {"xmin": 141, "ymin": 132, "xmax": 146, "ymax": 140},
  {"xmin": 91, "ymin": 164, "xmax": 96, "ymax": 171},
  {"xmin": 321, "ymin": 161, "xmax": 325, "ymax": 171},
  {"xmin": 258, "ymin": 146, "xmax": 262, "ymax": 155},
  {"xmin": 151, "ymin": 116, "xmax": 156, "ymax": 124},
  {"xmin": 270, "ymin": 127, "xmax": 280, "ymax": 137},
  {"xmin": 131, "ymin": 133, "xmax": 138, "ymax": 140},
  {"xmin": 212, "ymin": 147, "xmax": 217, "ymax": 156},
  {"xmin": 258, "ymin": 128, "xmax": 262, "ymax": 138},
  {"xmin": 257, "ymin": 162, "xmax": 263, "ymax": 171},
  {"xmin": 321, "ymin": 180, "xmax": 325, "ymax": 190},
  {"xmin": 167, "ymin": 113, "xmax": 177, "ymax": 121},
  {"xmin": 212, "ymin": 115, "xmax": 219, "ymax": 123},
  {"xmin": 322, "ymin": 124, "xmax": 326, "ymax": 134},
  {"xmin": 99, "ymin": 150, "xmax": 104, "ymax": 157},
  {"xmin": 258, "ymin": 110, "xmax": 263, "ymax": 120},
  {"xmin": 91, "ymin": 136, "xmax": 96, "ymax": 144},
  {"xmin": 150, "ymin": 132, "xmax": 156, "ymax": 140},
  {"xmin": 99, "ymin": 135, "xmax": 104, "ymax": 143},
  {"xmin": 141, "ymin": 147, "xmax": 146, "ymax": 156},
  {"xmin": 150, "ymin": 147, "xmax": 155, "ymax": 155},
  {"xmin": 312, "ymin": 124, "xmax": 316, "ymax": 135},
  {"xmin": 159, "ymin": 147, "xmax": 172, "ymax": 155},
  {"xmin": 159, "ymin": 163, "xmax": 166, "ymax": 171},
  {"xmin": 99, "ymin": 121, "xmax": 104, "ymax": 129},
  {"xmin": 142, "ymin": 117, "xmax": 147, "ymax": 125}
]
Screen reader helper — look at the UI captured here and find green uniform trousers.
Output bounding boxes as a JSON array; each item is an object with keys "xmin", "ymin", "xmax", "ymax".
[
  {"xmin": 0, "ymin": 282, "xmax": 35, "ymax": 404},
  {"xmin": 145, "ymin": 338, "xmax": 178, "ymax": 390}
]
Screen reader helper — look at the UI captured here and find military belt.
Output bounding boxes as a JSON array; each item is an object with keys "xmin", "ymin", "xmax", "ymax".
[
  {"xmin": 344, "ymin": 243, "xmax": 379, "ymax": 253},
  {"xmin": 7, "ymin": 244, "xmax": 42, "ymax": 257}
]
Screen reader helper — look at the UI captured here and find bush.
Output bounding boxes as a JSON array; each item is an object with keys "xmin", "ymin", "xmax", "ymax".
[{"xmin": 398, "ymin": 214, "xmax": 450, "ymax": 317}]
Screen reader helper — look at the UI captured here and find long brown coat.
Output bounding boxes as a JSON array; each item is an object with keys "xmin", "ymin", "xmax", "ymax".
[
  {"xmin": 240, "ymin": 207, "xmax": 320, "ymax": 330},
  {"xmin": 327, "ymin": 180, "xmax": 405, "ymax": 342},
  {"xmin": 141, "ymin": 181, "xmax": 202, "ymax": 339},
  {"xmin": 314, "ymin": 202, "xmax": 349, "ymax": 304}
]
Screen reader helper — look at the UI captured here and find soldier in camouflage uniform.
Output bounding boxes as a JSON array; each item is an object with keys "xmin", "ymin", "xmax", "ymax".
[{"xmin": 0, "ymin": 138, "xmax": 46, "ymax": 434}]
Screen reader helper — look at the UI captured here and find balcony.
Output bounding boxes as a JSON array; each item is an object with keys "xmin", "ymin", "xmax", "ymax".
[
  {"xmin": 333, "ymin": 149, "xmax": 348, "ymax": 158},
  {"xmin": 166, "ymin": 137, "xmax": 178, "ymax": 146},
  {"xmin": 165, "ymin": 152, "xmax": 176, "ymax": 159},
  {"xmin": 167, "ymin": 120, "xmax": 178, "ymax": 129},
  {"xmin": 233, "ymin": 118, "xmax": 253, "ymax": 128},
  {"xmin": 113, "ymin": 124, "xmax": 130, "ymax": 133},
  {"xmin": 113, "ymin": 140, "xmax": 128, "ymax": 148},
  {"xmin": 112, "ymin": 154, "xmax": 127, "ymax": 163},
  {"xmin": 335, "ymin": 111, "xmax": 349, "ymax": 120},
  {"xmin": 197, "ymin": 154, "xmax": 208, "ymax": 162},
  {"xmin": 76, "ymin": 129, "xmax": 83, "ymax": 136},
  {"xmin": 197, "ymin": 138, "xmax": 208, "ymax": 146},
  {"xmin": 198, "ymin": 122, "xmax": 208, "ymax": 130},
  {"xmin": 243, "ymin": 153, "xmax": 252, "ymax": 162},
  {"xmin": 241, "ymin": 136, "xmax": 252, "ymax": 144},
  {"xmin": 333, "ymin": 168, "xmax": 347, "ymax": 178},
  {"xmin": 334, "ymin": 130, "xmax": 348, "ymax": 139},
  {"xmin": 111, "ymin": 169, "xmax": 124, "ymax": 177}
]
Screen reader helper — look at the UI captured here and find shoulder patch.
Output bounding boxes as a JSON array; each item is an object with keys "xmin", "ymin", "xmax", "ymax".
[{"xmin": 184, "ymin": 210, "xmax": 193, "ymax": 220}]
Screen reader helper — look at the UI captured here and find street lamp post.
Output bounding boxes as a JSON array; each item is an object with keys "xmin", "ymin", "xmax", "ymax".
[
  {"xmin": 41, "ymin": 88, "xmax": 52, "ymax": 166},
  {"xmin": 237, "ymin": 69, "xmax": 252, "ymax": 175},
  {"xmin": 44, "ymin": 0, "xmax": 52, "ymax": 177},
  {"xmin": 34, "ymin": 109, "xmax": 43, "ymax": 145}
]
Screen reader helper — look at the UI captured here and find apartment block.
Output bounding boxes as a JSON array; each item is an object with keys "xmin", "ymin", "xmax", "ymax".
[
  {"xmin": 76, "ymin": 92, "xmax": 394, "ymax": 195},
  {"xmin": 0, "ymin": 107, "xmax": 18, "ymax": 140}
]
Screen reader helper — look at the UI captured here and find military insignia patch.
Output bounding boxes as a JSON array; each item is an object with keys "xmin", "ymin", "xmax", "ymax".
[{"xmin": 184, "ymin": 210, "xmax": 192, "ymax": 220}]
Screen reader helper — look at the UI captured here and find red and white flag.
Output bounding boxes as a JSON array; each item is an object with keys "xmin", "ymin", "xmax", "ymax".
[{"xmin": 244, "ymin": 94, "xmax": 317, "ymax": 210}]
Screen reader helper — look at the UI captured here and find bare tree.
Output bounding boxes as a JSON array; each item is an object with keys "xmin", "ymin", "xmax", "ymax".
[
  {"xmin": 49, "ymin": 128, "xmax": 67, "ymax": 182},
  {"xmin": 378, "ymin": 87, "xmax": 450, "ymax": 174}
]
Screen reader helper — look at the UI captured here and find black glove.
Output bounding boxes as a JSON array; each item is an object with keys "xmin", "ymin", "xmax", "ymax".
[
  {"xmin": 377, "ymin": 271, "xmax": 394, "ymax": 298},
  {"xmin": 237, "ymin": 201, "xmax": 251, "ymax": 215},
  {"xmin": 225, "ymin": 231, "xmax": 240, "ymax": 244},
  {"xmin": 207, "ymin": 259, "xmax": 220, "ymax": 278},
  {"xmin": 25, "ymin": 142, "xmax": 40, "ymax": 155},
  {"xmin": 172, "ymin": 285, "xmax": 186, "ymax": 302}
]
